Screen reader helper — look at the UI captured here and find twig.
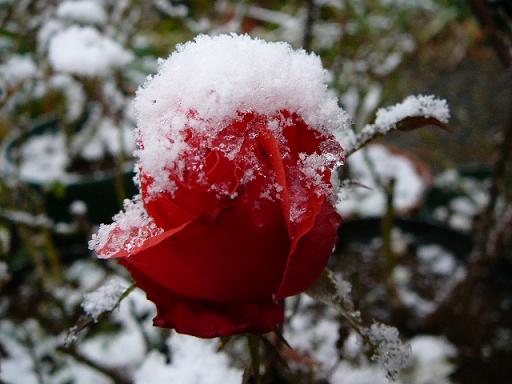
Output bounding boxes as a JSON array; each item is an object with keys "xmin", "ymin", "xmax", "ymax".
[
  {"xmin": 306, "ymin": 269, "xmax": 411, "ymax": 380},
  {"xmin": 303, "ymin": 0, "xmax": 316, "ymax": 51},
  {"xmin": 346, "ymin": 116, "xmax": 449, "ymax": 157},
  {"xmin": 306, "ymin": 270, "xmax": 365, "ymax": 340},
  {"xmin": 64, "ymin": 283, "xmax": 136, "ymax": 346}
]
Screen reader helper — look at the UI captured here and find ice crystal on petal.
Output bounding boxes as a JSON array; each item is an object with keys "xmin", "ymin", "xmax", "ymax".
[{"xmin": 88, "ymin": 196, "xmax": 163, "ymax": 258}]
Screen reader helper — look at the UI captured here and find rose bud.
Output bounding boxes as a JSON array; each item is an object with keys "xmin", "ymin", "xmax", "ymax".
[{"xmin": 89, "ymin": 34, "xmax": 350, "ymax": 338}]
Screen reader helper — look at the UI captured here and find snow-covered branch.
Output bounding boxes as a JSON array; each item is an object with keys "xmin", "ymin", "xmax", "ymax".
[
  {"xmin": 306, "ymin": 269, "xmax": 411, "ymax": 380},
  {"xmin": 64, "ymin": 279, "xmax": 135, "ymax": 346},
  {"xmin": 344, "ymin": 95, "xmax": 450, "ymax": 157}
]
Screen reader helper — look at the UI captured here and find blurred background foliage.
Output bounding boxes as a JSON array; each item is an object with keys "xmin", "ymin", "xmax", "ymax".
[{"xmin": 0, "ymin": 1, "xmax": 511, "ymax": 384}]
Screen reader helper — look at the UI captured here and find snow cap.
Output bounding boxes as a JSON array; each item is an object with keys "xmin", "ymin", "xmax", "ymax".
[{"xmin": 134, "ymin": 33, "xmax": 350, "ymax": 196}]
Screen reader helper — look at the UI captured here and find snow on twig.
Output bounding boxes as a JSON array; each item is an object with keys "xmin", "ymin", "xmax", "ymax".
[
  {"xmin": 345, "ymin": 95, "xmax": 450, "ymax": 157},
  {"xmin": 63, "ymin": 280, "xmax": 136, "ymax": 346},
  {"xmin": 306, "ymin": 269, "xmax": 411, "ymax": 380}
]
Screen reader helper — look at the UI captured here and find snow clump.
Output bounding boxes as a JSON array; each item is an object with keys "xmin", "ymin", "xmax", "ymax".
[{"xmin": 49, "ymin": 26, "xmax": 133, "ymax": 77}]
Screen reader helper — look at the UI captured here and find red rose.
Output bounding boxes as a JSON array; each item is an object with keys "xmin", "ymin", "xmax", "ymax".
[{"xmin": 89, "ymin": 34, "xmax": 348, "ymax": 338}]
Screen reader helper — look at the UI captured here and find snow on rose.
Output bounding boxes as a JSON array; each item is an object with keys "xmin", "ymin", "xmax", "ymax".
[{"xmin": 89, "ymin": 34, "xmax": 350, "ymax": 338}]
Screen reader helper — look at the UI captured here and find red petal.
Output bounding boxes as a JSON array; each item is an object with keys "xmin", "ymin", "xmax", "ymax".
[
  {"xmin": 142, "ymin": 150, "xmax": 237, "ymax": 230},
  {"xmin": 121, "ymin": 183, "xmax": 290, "ymax": 303},
  {"xmin": 120, "ymin": 259, "xmax": 283, "ymax": 338},
  {"xmin": 99, "ymin": 220, "xmax": 192, "ymax": 260},
  {"xmin": 257, "ymin": 118, "xmax": 342, "ymax": 299},
  {"xmin": 276, "ymin": 200, "xmax": 341, "ymax": 298}
]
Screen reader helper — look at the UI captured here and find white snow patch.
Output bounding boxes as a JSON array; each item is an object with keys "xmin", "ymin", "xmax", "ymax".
[
  {"xmin": 331, "ymin": 362, "xmax": 393, "ymax": 384},
  {"xmin": 338, "ymin": 144, "xmax": 426, "ymax": 216},
  {"xmin": 78, "ymin": 118, "xmax": 135, "ymax": 161},
  {"xmin": 396, "ymin": 288, "xmax": 436, "ymax": 317},
  {"xmin": 154, "ymin": 0, "xmax": 188, "ymax": 17},
  {"xmin": 408, "ymin": 336, "xmax": 457, "ymax": 384},
  {"xmin": 19, "ymin": 132, "xmax": 71, "ymax": 184},
  {"xmin": 70, "ymin": 200, "xmax": 87, "ymax": 216},
  {"xmin": 0, "ymin": 55, "xmax": 38, "ymax": 86},
  {"xmin": 57, "ymin": 0, "xmax": 107, "ymax": 25},
  {"xmin": 135, "ymin": 334, "xmax": 242, "ymax": 384},
  {"xmin": 16, "ymin": 118, "xmax": 135, "ymax": 184},
  {"xmin": 48, "ymin": 26, "xmax": 133, "ymax": 77},
  {"xmin": 417, "ymin": 245, "xmax": 457, "ymax": 276},
  {"xmin": 373, "ymin": 95, "xmax": 449, "ymax": 129},
  {"xmin": 49, "ymin": 74, "xmax": 86, "ymax": 122},
  {"xmin": 81, "ymin": 278, "xmax": 128, "ymax": 320}
]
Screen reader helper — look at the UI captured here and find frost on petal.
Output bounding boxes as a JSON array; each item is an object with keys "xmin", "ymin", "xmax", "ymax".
[
  {"xmin": 81, "ymin": 278, "xmax": 128, "ymax": 321},
  {"xmin": 48, "ymin": 26, "xmax": 133, "ymax": 77},
  {"xmin": 299, "ymin": 150, "xmax": 343, "ymax": 198},
  {"xmin": 88, "ymin": 196, "xmax": 163, "ymax": 259},
  {"xmin": 365, "ymin": 323, "xmax": 412, "ymax": 380},
  {"xmin": 134, "ymin": 34, "xmax": 350, "ymax": 198}
]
